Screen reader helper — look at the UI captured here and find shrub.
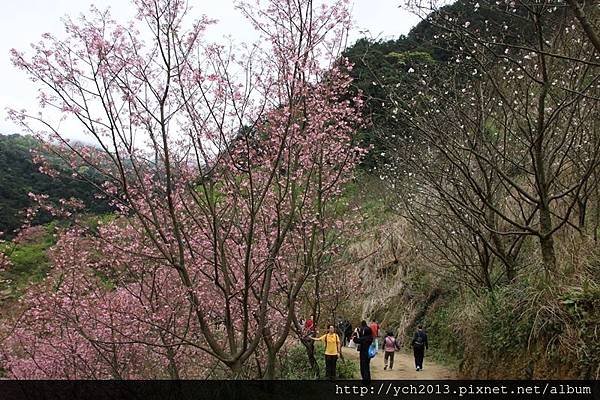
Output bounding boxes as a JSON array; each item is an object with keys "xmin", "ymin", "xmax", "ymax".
[{"xmin": 280, "ymin": 342, "xmax": 358, "ymax": 379}]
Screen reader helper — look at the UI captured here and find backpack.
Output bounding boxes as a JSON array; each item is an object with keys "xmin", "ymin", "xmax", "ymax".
[
  {"xmin": 413, "ymin": 333, "xmax": 425, "ymax": 349},
  {"xmin": 368, "ymin": 342, "xmax": 378, "ymax": 359}
]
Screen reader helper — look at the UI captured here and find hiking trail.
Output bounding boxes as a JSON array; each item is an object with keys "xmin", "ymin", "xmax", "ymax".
[{"xmin": 342, "ymin": 347, "xmax": 456, "ymax": 379}]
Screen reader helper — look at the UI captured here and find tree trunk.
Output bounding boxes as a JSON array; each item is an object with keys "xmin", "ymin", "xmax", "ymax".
[
  {"xmin": 487, "ymin": 209, "xmax": 517, "ymax": 283},
  {"xmin": 254, "ymin": 353, "xmax": 263, "ymax": 379},
  {"xmin": 301, "ymin": 337, "xmax": 320, "ymax": 378},
  {"xmin": 565, "ymin": 0, "xmax": 600, "ymax": 54},
  {"xmin": 539, "ymin": 234, "xmax": 557, "ymax": 273},
  {"xmin": 577, "ymin": 195, "xmax": 587, "ymax": 230},
  {"xmin": 228, "ymin": 359, "xmax": 245, "ymax": 379},
  {"xmin": 263, "ymin": 350, "xmax": 277, "ymax": 379},
  {"xmin": 480, "ymin": 246, "xmax": 494, "ymax": 291},
  {"xmin": 595, "ymin": 187, "xmax": 600, "ymax": 243},
  {"xmin": 489, "ymin": 230, "xmax": 517, "ymax": 283},
  {"xmin": 532, "ymin": 13, "xmax": 556, "ymax": 274},
  {"xmin": 539, "ymin": 193, "xmax": 557, "ymax": 272},
  {"xmin": 166, "ymin": 347, "xmax": 180, "ymax": 379}
]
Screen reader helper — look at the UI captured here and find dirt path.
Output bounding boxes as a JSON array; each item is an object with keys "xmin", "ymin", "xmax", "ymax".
[{"xmin": 342, "ymin": 347, "xmax": 456, "ymax": 379}]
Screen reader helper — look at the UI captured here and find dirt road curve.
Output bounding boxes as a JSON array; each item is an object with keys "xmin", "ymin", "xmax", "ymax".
[{"xmin": 342, "ymin": 347, "xmax": 456, "ymax": 380}]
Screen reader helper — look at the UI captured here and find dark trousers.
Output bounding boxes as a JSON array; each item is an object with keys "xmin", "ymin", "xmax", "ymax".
[
  {"xmin": 414, "ymin": 348, "xmax": 425, "ymax": 369},
  {"xmin": 384, "ymin": 351, "xmax": 395, "ymax": 369},
  {"xmin": 325, "ymin": 355, "xmax": 338, "ymax": 380},
  {"xmin": 359, "ymin": 353, "xmax": 371, "ymax": 384}
]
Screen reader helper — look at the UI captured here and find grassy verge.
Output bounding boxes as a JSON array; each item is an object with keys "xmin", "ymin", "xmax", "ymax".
[{"xmin": 0, "ymin": 222, "xmax": 60, "ymax": 299}]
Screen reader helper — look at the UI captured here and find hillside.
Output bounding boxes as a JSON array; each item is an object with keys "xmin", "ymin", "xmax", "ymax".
[{"xmin": 0, "ymin": 134, "xmax": 111, "ymax": 238}]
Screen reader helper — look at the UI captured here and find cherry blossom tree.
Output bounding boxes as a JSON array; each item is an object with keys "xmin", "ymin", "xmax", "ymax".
[{"xmin": 2, "ymin": 0, "xmax": 364, "ymax": 378}]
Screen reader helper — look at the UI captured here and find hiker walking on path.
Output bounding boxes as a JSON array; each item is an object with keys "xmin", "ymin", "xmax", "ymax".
[
  {"xmin": 348, "ymin": 326, "xmax": 360, "ymax": 348},
  {"xmin": 411, "ymin": 325, "xmax": 428, "ymax": 371},
  {"xmin": 369, "ymin": 319, "xmax": 380, "ymax": 349},
  {"xmin": 312, "ymin": 325, "xmax": 342, "ymax": 380},
  {"xmin": 344, "ymin": 320, "xmax": 353, "ymax": 346},
  {"xmin": 352, "ymin": 320, "xmax": 373, "ymax": 384},
  {"xmin": 383, "ymin": 330, "xmax": 400, "ymax": 370},
  {"xmin": 338, "ymin": 319, "xmax": 352, "ymax": 346}
]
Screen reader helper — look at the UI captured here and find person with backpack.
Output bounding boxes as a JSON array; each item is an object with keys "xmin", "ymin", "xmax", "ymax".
[
  {"xmin": 352, "ymin": 320, "xmax": 373, "ymax": 384},
  {"xmin": 383, "ymin": 330, "xmax": 400, "ymax": 370},
  {"xmin": 411, "ymin": 325, "xmax": 429, "ymax": 371},
  {"xmin": 312, "ymin": 325, "xmax": 342, "ymax": 380}
]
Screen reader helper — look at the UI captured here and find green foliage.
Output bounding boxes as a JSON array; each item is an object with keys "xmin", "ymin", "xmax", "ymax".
[
  {"xmin": 339, "ymin": 173, "xmax": 393, "ymax": 228},
  {"xmin": 279, "ymin": 342, "xmax": 358, "ymax": 380},
  {"xmin": 334, "ymin": 355, "xmax": 359, "ymax": 380},
  {"xmin": 479, "ymin": 285, "xmax": 535, "ymax": 353},
  {"xmin": 385, "ymin": 51, "xmax": 435, "ymax": 65},
  {"xmin": 81, "ymin": 213, "xmax": 117, "ymax": 234},
  {"xmin": 560, "ymin": 278, "xmax": 600, "ymax": 378},
  {"xmin": 0, "ymin": 223, "xmax": 58, "ymax": 297},
  {"xmin": 560, "ymin": 280, "xmax": 600, "ymax": 321},
  {"xmin": 94, "ymin": 270, "xmax": 117, "ymax": 291},
  {"xmin": 421, "ymin": 295, "xmax": 463, "ymax": 368},
  {"xmin": 279, "ymin": 343, "xmax": 311, "ymax": 379},
  {"xmin": 420, "ymin": 269, "xmax": 600, "ymax": 378},
  {"xmin": 342, "ymin": 0, "xmax": 537, "ymax": 172},
  {"xmin": 0, "ymin": 134, "xmax": 112, "ymax": 238},
  {"xmin": 343, "ymin": 37, "xmax": 439, "ymax": 169}
]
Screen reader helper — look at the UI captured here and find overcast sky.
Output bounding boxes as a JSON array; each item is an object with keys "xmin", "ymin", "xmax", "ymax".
[{"xmin": 0, "ymin": 0, "xmax": 420, "ymax": 138}]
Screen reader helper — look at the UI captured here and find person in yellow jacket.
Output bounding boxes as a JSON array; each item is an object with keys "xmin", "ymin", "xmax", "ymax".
[{"xmin": 311, "ymin": 324, "xmax": 343, "ymax": 380}]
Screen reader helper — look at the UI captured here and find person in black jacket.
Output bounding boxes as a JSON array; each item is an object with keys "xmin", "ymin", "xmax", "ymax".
[
  {"xmin": 352, "ymin": 320, "xmax": 373, "ymax": 384},
  {"xmin": 337, "ymin": 318, "xmax": 351, "ymax": 346},
  {"xmin": 344, "ymin": 320, "xmax": 353, "ymax": 346},
  {"xmin": 411, "ymin": 325, "xmax": 428, "ymax": 371}
]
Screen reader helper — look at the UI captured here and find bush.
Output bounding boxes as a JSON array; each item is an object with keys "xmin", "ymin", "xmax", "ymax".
[
  {"xmin": 560, "ymin": 278, "xmax": 600, "ymax": 379},
  {"xmin": 443, "ymin": 262, "xmax": 600, "ymax": 379},
  {"xmin": 280, "ymin": 342, "xmax": 358, "ymax": 380},
  {"xmin": 480, "ymin": 284, "xmax": 535, "ymax": 353},
  {"xmin": 422, "ymin": 294, "xmax": 463, "ymax": 368}
]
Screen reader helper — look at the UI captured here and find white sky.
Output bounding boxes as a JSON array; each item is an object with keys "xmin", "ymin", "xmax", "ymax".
[{"xmin": 0, "ymin": 0, "xmax": 420, "ymax": 138}]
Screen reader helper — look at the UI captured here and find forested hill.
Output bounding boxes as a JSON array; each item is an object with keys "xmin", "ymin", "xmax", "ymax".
[
  {"xmin": 0, "ymin": 134, "xmax": 110, "ymax": 237},
  {"xmin": 343, "ymin": 0, "xmax": 537, "ymax": 169}
]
